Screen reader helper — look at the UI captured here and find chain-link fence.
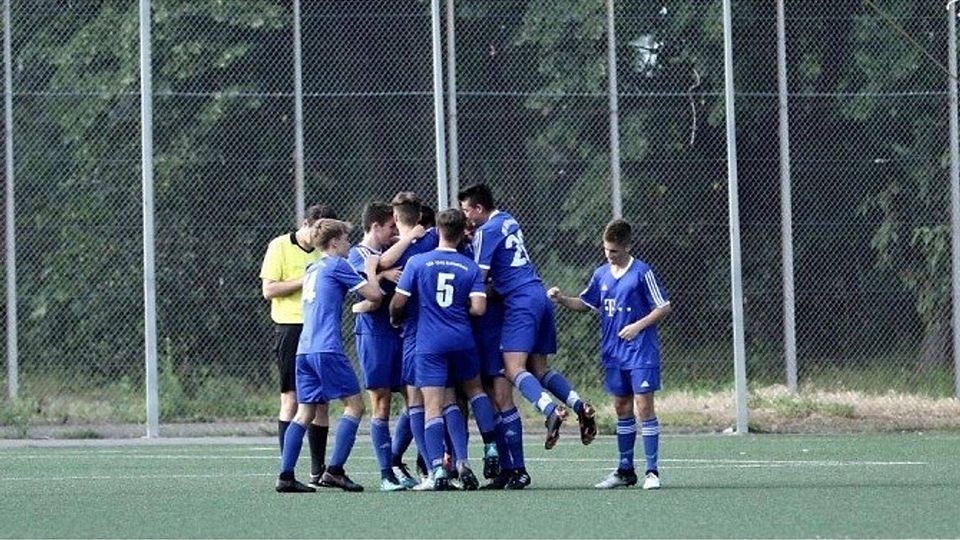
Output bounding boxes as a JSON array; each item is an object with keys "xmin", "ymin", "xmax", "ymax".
[{"xmin": 2, "ymin": 0, "xmax": 960, "ymax": 436}]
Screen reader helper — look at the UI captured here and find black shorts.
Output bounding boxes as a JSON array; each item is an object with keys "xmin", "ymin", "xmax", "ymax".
[{"xmin": 274, "ymin": 324, "xmax": 303, "ymax": 393}]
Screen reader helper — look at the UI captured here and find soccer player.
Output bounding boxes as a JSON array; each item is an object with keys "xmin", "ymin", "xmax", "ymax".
[
  {"xmin": 389, "ymin": 208, "xmax": 500, "ymax": 491},
  {"xmin": 260, "ymin": 204, "xmax": 337, "ymax": 487},
  {"xmin": 458, "ymin": 183, "xmax": 597, "ymax": 488},
  {"xmin": 275, "ymin": 219, "xmax": 382, "ymax": 493},
  {"xmin": 548, "ymin": 218, "xmax": 671, "ymax": 490},
  {"xmin": 378, "ymin": 192, "xmax": 438, "ymax": 485},
  {"xmin": 347, "ymin": 202, "xmax": 409, "ymax": 491}
]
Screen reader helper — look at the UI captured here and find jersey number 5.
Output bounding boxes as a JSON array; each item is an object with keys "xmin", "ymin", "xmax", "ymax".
[
  {"xmin": 436, "ymin": 272, "xmax": 455, "ymax": 308},
  {"xmin": 505, "ymin": 232, "xmax": 531, "ymax": 267}
]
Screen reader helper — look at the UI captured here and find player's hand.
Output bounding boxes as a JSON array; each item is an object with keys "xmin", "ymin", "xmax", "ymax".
[
  {"xmin": 409, "ymin": 224, "xmax": 426, "ymax": 238},
  {"xmin": 546, "ymin": 287, "xmax": 562, "ymax": 303},
  {"xmin": 618, "ymin": 322, "xmax": 642, "ymax": 341},
  {"xmin": 381, "ymin": 267, "xmax": 402, "ymax": 283}
]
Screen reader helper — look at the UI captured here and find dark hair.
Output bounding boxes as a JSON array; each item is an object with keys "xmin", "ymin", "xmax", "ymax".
[
  {"xmin": 305, "ymin": 204, "xmax": 338, "ymax": 225},
  {"xmin": 603, "ymin": 218, "xmax": 632, "ymax": 247},
  {"xmin": 418, "ymin": 204, "xmax": 436, "ymax": 228},
  {"xmin": 391, "ymin": 191, "xmax": 422, "ymax": 227},
  {"xmin": 457, "ymin": 183, "xmax": 495, "ymax": 211},
  {"xmin": 310, "ymin": 219, "xmax": 352, "ymax": 249},
  {"xmin": 362, "ymin": 201, "xmax": 393, "ymax": 232},
  {"xmin": 436, "ymin": 208, "xmax": 466, "ymax": 244}
]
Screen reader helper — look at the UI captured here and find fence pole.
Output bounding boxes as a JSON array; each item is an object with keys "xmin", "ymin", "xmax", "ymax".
[
  {"xmin": 3, "ymin": 0, "xmax": 17, "ymax": 400},
  {"xmin": 776, "ymin": 0, "xmax": 797, "ymax": 393},
  {"xmin": 292, "ymin": 0, "xmax": 305, "ymax": 223},
  {"xmin": 430, "ymin": 0, "xmax": 448, "ymax": 210},
  {"xmin": 444, "ymin": 0, "xmax": 459, "ymax": 207},
  {"xmin": 722, "ymin": 0, "xmax": 748, "ymax": 433},
  {"xmin": 605, "ymin": 0, "xmax": 623, "ymax": 219},
  {"xmin": 139, "ymin": 0, "xmax": 159, "ymax": 438},
  {"xmin": 947, "ymin": 0, "xmax": 960, "ymax": 399}
]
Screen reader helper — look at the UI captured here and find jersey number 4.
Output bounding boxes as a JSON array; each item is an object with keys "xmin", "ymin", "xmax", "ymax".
[
  {"xmin": 505, "ymin": 232, "xmax": 531, "ymax": 267},
  {"xmin": 302, "ymin": 271, "xmax": 318, "ymax": 303},
  {"xmin": 436, "ymin": 272, "xmax": 455, "ymax": 308}
]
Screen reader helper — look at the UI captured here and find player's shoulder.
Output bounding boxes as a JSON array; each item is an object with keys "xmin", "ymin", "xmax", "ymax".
[
  {"xmin": 631, "ymin": 257, "xmax": 653, "ymax": 275},
  {"xmin": 266, "ymin": 233, "xmax": 292, "ymax": 251},
  {"xmin": 592, "ymin": 262, "xmax": 611, "ymax": 279}
]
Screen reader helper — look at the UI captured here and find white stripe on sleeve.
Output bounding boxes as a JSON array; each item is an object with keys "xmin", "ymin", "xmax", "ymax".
[{"xmin": 645, "ymin": 270, "xmax": 668, "ymax": 308}]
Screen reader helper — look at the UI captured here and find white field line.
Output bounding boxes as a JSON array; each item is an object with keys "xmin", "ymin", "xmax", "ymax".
[{"xmin": 0, "ymin": 452, "xmax": 927, "ymax": 467}]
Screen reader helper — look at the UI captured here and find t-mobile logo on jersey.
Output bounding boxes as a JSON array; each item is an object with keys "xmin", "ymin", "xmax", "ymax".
[{"xmin": 604, "ymin": 298, "xmax": 617, "ymax": 317}]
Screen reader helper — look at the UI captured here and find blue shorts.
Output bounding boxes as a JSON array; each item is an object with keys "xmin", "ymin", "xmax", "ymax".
[
  {"xmin": 356, "ymin": 333, "xmax": 403, "ymax": 391},
  {"xmin": 604, "ymin": 366, "xmax": 661, "ymax": 397},
  {"xmin": 501, "ymin": 285, "xmax": 557, "ymax": 355},
  {"xmin": 473, "ymin": 321, "xmax": 504, "ymax": 379},
  {"xmin": 295, "ymin": 352, "xmax": 361, "ymax": 404},
  {"xmin": 415, "ymin": 348, "xmax": 481, "ymax": 388},
  {"xmin": 401, "ymin": 333, "xmax": 417, "ymax": 386}
]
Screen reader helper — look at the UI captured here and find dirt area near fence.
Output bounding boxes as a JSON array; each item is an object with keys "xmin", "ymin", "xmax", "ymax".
[{"xmin": 3, "ymin": 385, "xmax": 960, "ymax": 438}]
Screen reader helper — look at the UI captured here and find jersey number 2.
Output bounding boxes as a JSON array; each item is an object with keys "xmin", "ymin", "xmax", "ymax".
[
  {"xmin": 436, "ymin": 272, "xmax": 455, "ymax": 308},
  {"xmin": 505, "ymin": 232, "xmax": 530, "ymax": 267}
]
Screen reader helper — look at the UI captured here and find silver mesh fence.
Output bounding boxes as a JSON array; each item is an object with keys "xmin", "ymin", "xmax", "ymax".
[{"xmin": 2, "ymin": 0, "xmax": 959, "ymax": 435}]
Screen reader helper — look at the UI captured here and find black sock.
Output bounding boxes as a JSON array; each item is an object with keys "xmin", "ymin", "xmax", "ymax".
[
  {"xmin": 278, "ymin": 420, "xmax": 291, "ymax": 453},
  {"xmin": 307, "ymin": 425, "xmax": 329, "ymax": 476}
]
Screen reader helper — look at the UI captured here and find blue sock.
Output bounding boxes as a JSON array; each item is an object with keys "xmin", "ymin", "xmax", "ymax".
[
  {"xmin": 443, "ymin": 404, "xmax": 470, "ymax": 469},
  {"xmin": 541, "ymin": 369, "xmax": 585, "ymax": 414},
  {"xmin": 279, "ymin": 421, "xmax": 306, "ymax": 475},
  {"xmin": 501, "ymin": 407, "xmax": 525, "ymax": 469},
  {"xmin": 641, "ymin": 417, "xmax": 660, "ymax": 472},
  {"xmin": 391, "ymin": 408, "xmax": 413, "ymax": 465},
  {"xmin": 328, "ymin": 414, "xmax": 360, "ymax": 468},
  {"xmin": 494, "ymin": 413, "xmax": 514, "ymax": 470},
  {"xmin": 468, "ymin": 393, "xmax": 498, "ymax": 443},
  {"xmin": 515, "ymin": 371, "xmax": 556, "ymax": 418},
  {"xmin": 370, "ymin": 417, "xmax": 392, "ymax": 474},
  {"xmin": 408, "ymin": 405, "xmax": 428, "ymax": 467},
  {"xmin": 617, "ymin": 417, "xmax": 637, "ymax": 471},
  {"xmin": 424, "ymin": 416, "xmax": 446, "ymax": 469},
  {"xmin": 444, "ymin": 424, "xmax": 457, "ymax": 465}
]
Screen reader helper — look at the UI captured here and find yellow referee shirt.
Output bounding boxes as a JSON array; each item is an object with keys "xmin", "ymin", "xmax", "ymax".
[{"xmin": 259, "ymin": 232, "xmax": 322, "ymax": 324}]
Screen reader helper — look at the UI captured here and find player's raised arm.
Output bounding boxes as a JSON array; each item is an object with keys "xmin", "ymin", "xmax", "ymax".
[
  {"xmin": 547, "ymin": 286, "xmax": 592, "ymax": 312},
  {"xmin": 356, "ymin": 252, "xmax": 383, "ymax": 305}
]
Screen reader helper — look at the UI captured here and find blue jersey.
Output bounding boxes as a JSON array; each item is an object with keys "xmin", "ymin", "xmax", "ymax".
[
  {"xmin": 348, "ymin": 244, "xmax": 395, "ymax": 336},
  {"xmin": 579, "ymin": 257, "xmax": 670, "ymax": 370},
  {"xmin": 395, "ymin": 247, "xmax": 486, "ymax": 354},
  {"xmin": 297, "ymin": 255, "xmax": 367, "ymax": 355},
  {"xmin": 472, "ymin": 210, "xmax": 542, "ymax": 296},
  {"xmin": 395, "ymin": 228, "xmax": 440, "ymax": 338}
]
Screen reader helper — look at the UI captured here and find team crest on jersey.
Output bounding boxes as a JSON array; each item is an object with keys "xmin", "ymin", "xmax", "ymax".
[
  {"xmin": 604, "ymin": 298, "xmax": 617, "ymax": 317},
  {"xmin": 601, "ymin": 284, "xmax": 608, "ymax": 292}
]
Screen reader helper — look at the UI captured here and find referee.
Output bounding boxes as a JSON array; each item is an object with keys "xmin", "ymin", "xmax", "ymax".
[{"xmin": 260, "ymin": 204, "xmax": 337, "ymax": 487}]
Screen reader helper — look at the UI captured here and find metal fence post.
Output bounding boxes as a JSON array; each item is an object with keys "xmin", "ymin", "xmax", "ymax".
[
  {"xmin": 605, "ymin": 0, "xmax": 623, "ymax": 219},
  {"xmin": 292, "ymin": 0, "xmax": 305, "ymax": 224},
  {"xmin": 777, "ymin": 0, "xmax": 797, "ymax": 393},
  {"xmin": 947, "ymin": 0, "xmax": 960, "ymax": 399},
  {"xmin": 3, "ymin": 0, "xmax": 18, "ymax": 401},
  {"xmin": 430, "ymin": 0, "xmax": 448, "ymax": 210},
  {"xmin": 140, "ymin": 0, "xmax": 159, "ymax": 438},
  {"xmin": 722, "ymin": 0, "xmax": 748, "ymax": 434},
  {"xmin": 444, "ymin": 0, "xmax": 459, "ymax": 208}
]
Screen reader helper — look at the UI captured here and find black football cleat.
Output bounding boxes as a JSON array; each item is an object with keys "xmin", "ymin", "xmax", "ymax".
[
  {"xmin": 480, "ymin": 470, "xmax": 512, "ymax": 490},
  {"xmin": 504, "ymin": 469, "xmax": 532, "ymax": 490},
  {"xmin": 275, "ymin": 478, "xmax": 316, "ymax": 493},
  {"xmin": 544, "ymin": 406, "xmax": 567, "ymax": 450},
  {"xmin": 320, "ymin": 470, "xmax": 364, "ymax": 492},
  {"xmin": 458, "ymin": 465, "xmax": 479, "ymax": 491},
  {"xmin": 578, "ymin": 403, "xmax": 598, "ymax": 446}
]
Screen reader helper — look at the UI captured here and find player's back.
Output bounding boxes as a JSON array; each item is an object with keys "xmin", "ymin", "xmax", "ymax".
[
  {"xmin": 399, "ymin": 248, "xmax": 485, "ymax": 354},
  {"xmin": 473, "ymin": 210, "xmax": 542, "ymax": 296},
  {"xmin": 298, "ymin": 255, "xmax": 366, "ymax": 355}
]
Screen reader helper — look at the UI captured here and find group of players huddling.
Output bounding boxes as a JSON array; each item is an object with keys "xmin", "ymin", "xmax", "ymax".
[{"xmin": 260, "ymin": 183, "xmax": 672, "ymax": 493}]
